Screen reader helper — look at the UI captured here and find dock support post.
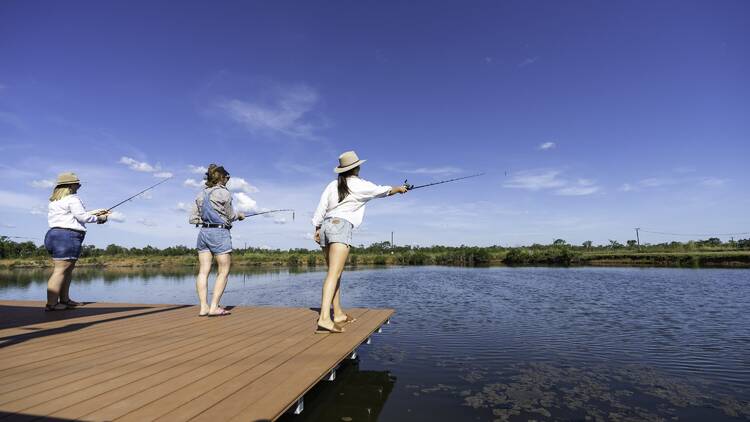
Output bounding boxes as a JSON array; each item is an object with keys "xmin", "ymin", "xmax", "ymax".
[
  {"xmin": 349, "ymin": 349, "xmax": 358, "ymax": 360},
  {"xmin": 366, "ymin": 336, "xmax": 372, "ymax": 345},
  {"xmin": 293, "ymin": 397, "xmax": 304, "ymax": 414},
  {"xmin": 377, "ymin": 326, "xmax": 383, "ymax": 334},
  {"xmin": 326, "ymin": 365, "xmax": 339, "ymax": 381},
  {"xmin": 386, "ymin": 319, "xmax": 390, "ymax": 325}
]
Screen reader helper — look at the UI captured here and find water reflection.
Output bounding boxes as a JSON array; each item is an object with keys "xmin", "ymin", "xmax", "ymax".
[
  {"xmin": 1, "ymin": 266, "xmax": 749, "ymax": 421},
  {"xmin": 278, "ymin": 359, "xmax": 396, "ymax": 422},
  {"xmin": 0, "ymin": 266, "xmax": 323, "ymax": 288}
]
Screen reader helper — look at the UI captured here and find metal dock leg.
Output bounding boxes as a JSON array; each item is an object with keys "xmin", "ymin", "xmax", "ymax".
[
  {"xmin": 365, "ymin": 336, "xmax": 372, "ymax": 345},
  {"xmin": 326, "ymin": 365, "xmax": 339, "ymax": 381},
  {"xmin": 349, "ymin": 349, "xmax": 358, "ymax": 360},
  {"xmin": 293, "ymin": 396, "xmax": 304, "ymax": 414}
]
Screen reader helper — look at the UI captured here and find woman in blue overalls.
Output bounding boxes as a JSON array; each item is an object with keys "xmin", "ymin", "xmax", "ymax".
[{"xmin": 189, "ymin": 164, "xmax": 244, "ymax": 316}]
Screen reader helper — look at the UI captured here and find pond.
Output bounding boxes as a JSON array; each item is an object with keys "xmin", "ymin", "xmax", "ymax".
[{"xmin": 2, "ymin": 266, "xmax": 749, "ymax": 421}]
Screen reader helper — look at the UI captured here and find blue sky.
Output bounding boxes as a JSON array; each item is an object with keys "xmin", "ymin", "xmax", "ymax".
[{"xmin": 1, "ymin": 0, "xmax": 748, "ymax": 249}]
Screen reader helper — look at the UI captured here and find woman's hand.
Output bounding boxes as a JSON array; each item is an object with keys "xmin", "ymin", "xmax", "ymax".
[
  {"xmin": 314, "ymin": 228, "xmax": 321, "ymax": 245},
  {"xmin": 96, "ymin": 214, "xmax": 108, "ymax": 224},
  {"xmin": 237, "ymin": 212, "xmax": 245, "ymax": 221}
]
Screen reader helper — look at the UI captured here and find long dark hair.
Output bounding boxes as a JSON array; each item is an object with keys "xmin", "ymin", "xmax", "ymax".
[{"xmin": 337, "ymin": 167, "xmax": 359, "ymax": 202}]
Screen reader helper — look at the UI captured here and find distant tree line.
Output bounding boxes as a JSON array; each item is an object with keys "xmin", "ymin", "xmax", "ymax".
[{"xmin": 2, "ymin": 236, "xmax": 748, "ymax": 261}]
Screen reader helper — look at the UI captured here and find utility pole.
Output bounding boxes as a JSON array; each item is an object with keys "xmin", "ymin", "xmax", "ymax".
[
  {"xmin": 634, "ymin": 228, "xmax": 640, "ymax": 247},
  {"xmin": 391, "ymin": 231, "xmax": 394, "ymax": 248}
]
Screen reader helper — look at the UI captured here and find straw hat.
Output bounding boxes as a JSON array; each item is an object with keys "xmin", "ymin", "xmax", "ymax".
[
  {"xmin": 55, "ymin": 172, "xmax": 81, "ymax": 186},
  {"xmin": 334, "ymin": 151, "xmax": 366, "ymax": 173}
]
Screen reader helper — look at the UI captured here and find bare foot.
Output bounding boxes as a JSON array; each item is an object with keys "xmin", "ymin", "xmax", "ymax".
[
  {"xmin": 333, "ymin": 313, "xmax": 357, "ymax": 324},
  {"xmin": 316, "ymin": 319, "xmax": 344, "ymax": 333}
]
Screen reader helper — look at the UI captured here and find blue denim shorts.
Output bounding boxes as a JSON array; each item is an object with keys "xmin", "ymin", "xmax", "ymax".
[
  {"xmin": 44, "ymin": 228, "xmax": 85, "ymax": 260},
  {"xmin": 320, "ymin": 217, "xmax": 353, "ymax": 247},
  {"xmin": 197, "ymin": 227, "xmax": 232, "ymax": 255}
]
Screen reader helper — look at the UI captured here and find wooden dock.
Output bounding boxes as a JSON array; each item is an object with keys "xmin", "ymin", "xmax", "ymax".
[{"xmin": 0, "ymin": 300, "xmax": 393, "ymax": 421}]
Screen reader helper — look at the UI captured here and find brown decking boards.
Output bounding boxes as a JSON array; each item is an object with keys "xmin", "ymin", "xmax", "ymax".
[{"xmin": 0, "ymin": 301, "xmax": 393, "ymax": 421}]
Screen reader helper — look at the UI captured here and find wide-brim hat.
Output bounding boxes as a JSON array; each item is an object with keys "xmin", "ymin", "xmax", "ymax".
[
  {"xmin": 55, "ymin": 172, "xmax": 81, "ymax": 186},
  {"xmin": 334, "ymin": 151, "xmax": 366, "ymax": 173}
]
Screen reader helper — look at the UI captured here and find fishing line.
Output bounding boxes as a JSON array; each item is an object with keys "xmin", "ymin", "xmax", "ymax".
[
  {"xmin": 639, "ymin": 228, "xmax": 750, "ymax": 237},
  {"xmin": 95, "ymin": 176, "xmax": 173, "ymax": 215}
]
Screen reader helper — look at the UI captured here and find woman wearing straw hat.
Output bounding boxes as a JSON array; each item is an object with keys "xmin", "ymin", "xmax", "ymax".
[
  {"xmin": 43, "ymin": 172, "xmax": 109, "ymax": 311},
  {"xmin": 312, "ymin": 151, "xmax": 408, "ymax": 333},
  {"xmin": 189, "ymin": 164, "xmax": 245, "ymax": 317}
]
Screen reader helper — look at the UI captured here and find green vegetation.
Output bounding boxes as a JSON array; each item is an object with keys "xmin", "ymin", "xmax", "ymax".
[{"xmin": 2, "ymin": 236, "xmax": 749, "ymax": 269}]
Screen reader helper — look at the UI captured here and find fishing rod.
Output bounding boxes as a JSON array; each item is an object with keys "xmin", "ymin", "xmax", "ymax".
[
  {"xmin": 243, "ymin": 209, "xmax": 295, "ymax": 221},
  {"xmin": 404, "ymin": 172, "xmax": 485, "ymax": 190},
  {"xmin": 95, "ymin": 176, "xmax": 173, "ymax": 215},
  {"xmin": 1, "ymin": 235, "xmax": 41, "ymax": 241}
]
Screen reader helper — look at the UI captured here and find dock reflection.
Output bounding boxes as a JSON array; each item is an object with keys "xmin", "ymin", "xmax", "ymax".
[{"xmin": 279, "ymin": 359, "xmax": 396, "ymax": 422}]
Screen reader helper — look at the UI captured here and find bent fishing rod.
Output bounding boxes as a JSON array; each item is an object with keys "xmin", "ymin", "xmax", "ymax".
[
  {"xmin": 403, "ymin": 172, "xmax": 485, "ymax": 190},
  {"xmin": 94, "ymin": 176, "xmax": 173, "ymax": 215},
  {"xmin": 243, "ymin": 209, "xmax": 295, "ymax": 221}
]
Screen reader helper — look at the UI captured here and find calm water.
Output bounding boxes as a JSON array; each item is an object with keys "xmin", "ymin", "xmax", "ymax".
[{"xmin": 1, "ymin": 266, "xmax": 749, "ymax": 421}]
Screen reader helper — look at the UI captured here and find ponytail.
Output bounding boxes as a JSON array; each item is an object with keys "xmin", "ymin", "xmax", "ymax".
[
  {"xmin": 337, "ymin": 167, "xmax": 359, "ymax": 202},
  {"xmin": 205, "ymin": 164, "xmax": 229, "ymax": 188}
]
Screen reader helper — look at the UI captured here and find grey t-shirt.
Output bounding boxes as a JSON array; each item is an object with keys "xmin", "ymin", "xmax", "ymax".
[{"xmin": 189, "ymin": 186, "xmax": 239, "ymax": 225}]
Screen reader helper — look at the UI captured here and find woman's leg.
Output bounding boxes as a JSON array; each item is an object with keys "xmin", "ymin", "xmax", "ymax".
[
  {"xmin": 60, "ymin": 260, "xmax": 77, "ymax": 303},
  {"xmin": 318, "ymin": 243, "xmax": 349, "ymax": 329},
  {"xmin": 47, "ymin": 260, "xmax": 73, "ymax": 306},
  {"xmin": 323, "ymin": 251, "xmax": 346, "ymax": 322},
  {"xmin": 196, "ymin": 252, "xmax": 213, "ymax": 315},
  {"xmin": 209, "ymin": 253, "xmax": 232, "ymax": 314}
]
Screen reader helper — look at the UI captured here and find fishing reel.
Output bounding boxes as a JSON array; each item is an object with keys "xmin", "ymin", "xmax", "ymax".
[{"xmin": 403, "ymin": 179, "xmax": 414, "ymax": 190}]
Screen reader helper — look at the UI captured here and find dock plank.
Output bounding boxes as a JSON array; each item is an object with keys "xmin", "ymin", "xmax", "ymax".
[{"xmin": 0, "ymin": 301, "xmax": 394, "ymax": 422}]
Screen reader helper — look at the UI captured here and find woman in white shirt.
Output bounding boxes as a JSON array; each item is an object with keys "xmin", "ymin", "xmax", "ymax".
[
  {"xmin": 312, "ymin": 151, "xmax": 408, "ymax": 333},
  {"xmin": 43, "ymin": 173, "xmax": 109, "ymax": 311}
]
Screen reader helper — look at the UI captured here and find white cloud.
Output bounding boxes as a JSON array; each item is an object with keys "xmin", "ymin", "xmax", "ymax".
[
  {"xmin": 188, "ymin": 165, "xmax": 207, "ymax": 174},
  {"xmin": 538, "ymin": 142, "xmax": 556, "ymax": 150},
  {"xmin": 638, "ymin": 178, "xmax": 676, "ymax": 188},
  {"xmin": 31, "ymin": 179, "xmax": 55, "ymax": 189},
  {"xmin": 153, "ymin": 172, "xmax": 173, "ymax": 178},
  {"xmin": 227, "ymin": 177, "xmax": 259, "ymax": 194},
  {"xmin": 273, "ymin": 217, "xmax": 287, "ymax": 225},
  {"xmin": 30, "ymin": 206, "xmax": 45, "ymax": 215},
  {"xmin": 1, "ymin": 223, "xmax": 17, "ymax": 228},
  {"xmin": 136, "ymin": 218, "xmax": 158, "ymax": 227},
  {"xmin": 233, "ymin": 192, "xmax": 258, "ymax": 213},
  {"xmin": 0, "ymin": 190, "xmax": 44, "ymax": 210},
  {"xmin": 108, "ymin": 211, "xmax": 126, "ymax": 223},
  {"xmin": 503, "ymin": 170, "xmax": 566, "ymax": 191},
  {"xmin": 504, "ymin": 171, "xmax": 600, "ymax": 196},
  {"xmin": 184, "ymin": 178, "xmax": 204, "ymax": 189},
  {"xmin": 699, "ymin": 177, "xmax": 728, "ymax": 187},
  {"xmin": 119, "ymin": 156, "xmax": 157, "ymax": 173},
  {"xmin": 620, "ymin": 183, "xmax": 635, "ymax": 192},
  {"xmin": 218, "ymin": 85, "xmax": 320, "ymax": 138},
  {"xmin": 555, "ymin": 179, "xmax": 601, "ymax": 196},
  {"xmin": 175, "ymin": 202, "xmax": 191, "ymax": 213},
  {"xmin": 518, "ymin": 56, "xmax": 539, "ymax": 67},
  {"xmin": 390, "ymin": 166, "xmax": 463, "ymax": 175}
]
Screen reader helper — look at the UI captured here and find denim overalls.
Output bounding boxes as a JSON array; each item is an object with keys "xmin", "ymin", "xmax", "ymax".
[{"xmin": 196, "ymin": 187, "xmax": 233, "ymax": 254}]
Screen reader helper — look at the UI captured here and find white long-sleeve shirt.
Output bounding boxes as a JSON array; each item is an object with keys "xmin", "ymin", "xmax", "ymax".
[
  {"xmin": 312, "ymin": 177, "xmax": 391, "ymax": 229},
  {"xmin": 47, "ymin": 194, "xmax": 98, "ymax": 232}
]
